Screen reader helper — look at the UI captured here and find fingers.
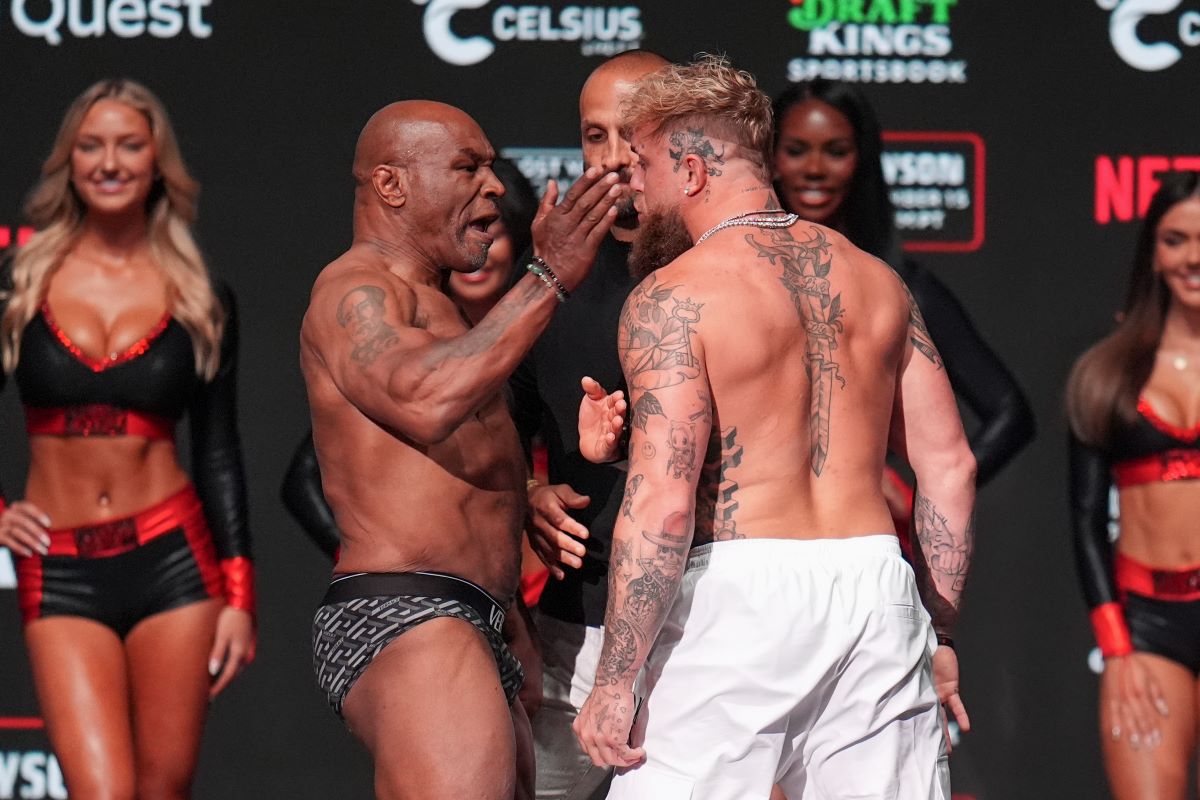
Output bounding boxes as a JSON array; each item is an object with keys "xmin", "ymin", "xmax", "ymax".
[
  {"xmin": 944, "ymin": 692, "xmax": 970, "ymax": 732},
  {"xmin": 557, "ymin": 167, "xmax": 608, "ymax": 215},
  {"xmin": 526, "ymin": 530, "xmax": 565, "ymax": 580},
  {"xmin": 581, "ymin": 376, "xmax": 608, "ymax": 400},
  {"xmin": 539, "ymin": 179, "xmax": 559, "ymax": 215},
  {"xmin": 569, "ymin": 172, "xmax": 621, "ymax": 226},
  {"xmin": 0, "ymin": 503, "xmax": 52, "ymax": 556}
]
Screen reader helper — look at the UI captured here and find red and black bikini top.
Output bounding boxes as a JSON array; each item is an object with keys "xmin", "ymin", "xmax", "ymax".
[
  {"xmin": 1111, "ymin": 396, "xmax": 1200, "ymax": 487},
  {"xmin": 14, "ymin": 303, "xmax": 201, "ymax": 439}
]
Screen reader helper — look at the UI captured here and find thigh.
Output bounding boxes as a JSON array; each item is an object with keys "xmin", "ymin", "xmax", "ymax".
[
  {"xmin": 124, "ymin": 598, "xmax": 221, "ymax": 797},
  {"xmin": 344, "ymin": 616, "xmax": 519, "ymax": 800},
  {"xmin": 25, "ymin": 617, "xmax": 136, "ymax": 800},
  {"xmin": 1101, "ymin": 652, "xmax": 1194, "ymax": 800}
]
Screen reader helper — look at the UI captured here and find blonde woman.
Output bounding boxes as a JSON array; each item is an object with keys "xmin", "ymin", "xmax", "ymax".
[{"xmin": 0, "ymin": 79, "xmax": 254, "ymax": 799}]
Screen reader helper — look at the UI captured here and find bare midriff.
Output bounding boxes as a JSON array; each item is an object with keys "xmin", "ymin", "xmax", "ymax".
[
  {"xmin": 25, "ymin": 436, "xmax": 188, "ymax": 527},
  {"xmin": 1117, "ymin": 482, "xmax": 1200, "ymax": 567}
]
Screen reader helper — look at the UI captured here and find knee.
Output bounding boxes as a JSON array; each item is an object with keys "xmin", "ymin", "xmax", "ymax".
[{"xmin": 65, "ymin": 780, "xmax": 135, "ymax": 800}]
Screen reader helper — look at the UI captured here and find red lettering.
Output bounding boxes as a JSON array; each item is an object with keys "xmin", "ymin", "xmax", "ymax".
[
  {"xmin": 1095, "ymin": 156, "xmax": 1134, "ymax": 224},
  {"xmin": 1174, "ymin": 156, "xmax": 1200, "ymax": 172},
  {"xmin": 0, "ymin": 228, "xmax": 9, "ymax": 249},
  {"xmin": 1138, "ymin": 157, "xmax": 1171, "ymax": 217}
]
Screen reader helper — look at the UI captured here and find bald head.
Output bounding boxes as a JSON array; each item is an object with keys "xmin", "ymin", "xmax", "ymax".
[
  {"xmin": 579, "ymin": 51, "xmax": 670, "ymax": 231},
  {"xmin": 353, "ymin": 100, "xmax": 482, "ymax": 185}
]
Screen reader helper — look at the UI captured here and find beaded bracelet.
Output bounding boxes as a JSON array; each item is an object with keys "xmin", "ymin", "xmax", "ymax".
[
  {"xmin": 527, "ymin": 261, "xmax": 568, "ymax": 303},
  {"xmin": 529, "ymin": 256, "xmax": 569, "ymax": 300}
]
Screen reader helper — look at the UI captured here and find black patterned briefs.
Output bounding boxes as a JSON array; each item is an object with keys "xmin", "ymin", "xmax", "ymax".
[{"xmin": 311, "ymin": 571, "xmax": 524, "ymax": 718}]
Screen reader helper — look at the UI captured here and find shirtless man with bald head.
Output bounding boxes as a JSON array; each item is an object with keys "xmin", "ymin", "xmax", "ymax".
[
  {"xmin": 573, "ymin": 58, "xmax": 975, "ymax": 799},
  {"xmin": 302, "ymin": 100, "xmax": 620, "ymax": 800}
]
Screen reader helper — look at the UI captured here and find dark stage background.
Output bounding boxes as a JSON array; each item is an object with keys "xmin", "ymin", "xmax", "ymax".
[{"xmin": 1, "ymin": 1, "xmax": 1198, "ymax": 797}]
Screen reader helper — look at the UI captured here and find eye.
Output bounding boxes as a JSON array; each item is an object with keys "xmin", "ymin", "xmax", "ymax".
[
  {"xmin": 1161, "ymin": 234, "xmax": 1184, "ymax": 246},
  {"xmin": 76, "ymin": 141, "xmax": 100, "ymax": 153},
  {"xmin": 785, "ymin": 144, "xmax": 808, "ymax": 157},
  {"xmin": 122, "ymin": 141, "xmax": 147, "ymax": 153},
  {"xmin": 586, "ymin": 130, "xmax": 606, "ymax": 144}
]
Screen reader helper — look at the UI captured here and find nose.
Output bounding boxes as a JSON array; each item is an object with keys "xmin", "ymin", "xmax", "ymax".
[
  {"xmin": 100, "ymin": 144, "xmax": 119, "ymax": 173},
  {"xmin": 481, "ymin": 166, "xmax": 504, "ymax": 199},
  {"xmin": 802, "ymin": 149, "xmax": 827, "ymax": 179},
  {"xmin": 1188, "ymin": 238, "xmax": 1200, "ymax": 267},
  {"xmin": 603, "ymin": 134, "xmax": 634, "ymax": 173}
]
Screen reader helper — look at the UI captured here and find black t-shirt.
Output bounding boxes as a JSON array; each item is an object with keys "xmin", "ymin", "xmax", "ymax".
[{"xmin": 510, "ymin": 235, "xmax": 636, "ymax": 626}]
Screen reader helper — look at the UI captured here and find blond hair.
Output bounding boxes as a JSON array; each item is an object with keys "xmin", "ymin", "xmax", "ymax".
[
  {"xmin": 621, "ymin": 54, "xmax": 773, "ymax": 177},
  {"xmin": 1, "ymin": 78, "xmax": 223, "ymax": 378}
]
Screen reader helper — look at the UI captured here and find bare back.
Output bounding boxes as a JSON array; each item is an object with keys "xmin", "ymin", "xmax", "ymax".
[
  {"xmin": 624, "ymin": 223, "xmax": 915, "ymax": 544},
  {"xmin": 301, "ymin": 246, "xmax": 525, "ymax": 599}
]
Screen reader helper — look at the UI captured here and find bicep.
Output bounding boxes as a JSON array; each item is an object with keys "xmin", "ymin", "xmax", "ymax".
[
  {"xmin": 306, "ymin": 278, "xmax": 433, "ymax": 427},
  {"xmin": 892, "ymin": 338, "xmax": 968, "ymax": 470}
]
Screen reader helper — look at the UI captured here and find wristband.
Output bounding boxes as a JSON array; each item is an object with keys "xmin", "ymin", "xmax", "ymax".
[
  {"xmin": 1090, "ymin": 602, "xmax": 1133, "ymax": 658},
  {"xmin": 220, "ymin": 556, "xmax": 256, "ymax": 615},
  {"xmin": 527, "ymin": 258, "xmax": 569, "ymax": 302},
  {"xmin": 936, "ymin": 634, "xmax": 955, "ymax": 650}
]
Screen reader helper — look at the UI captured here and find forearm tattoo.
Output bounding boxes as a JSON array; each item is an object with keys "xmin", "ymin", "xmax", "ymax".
[
  {"xmin": 669, "ymin": 128, "xmax": 726, "ymax": 176},
  {"xmin": 694, "ymin": 425, "xmax": 744, "ymax": 545},
  {"xmin": 911, "ymin": 491, "xmax": 973, "ymax": 632},
  {"xmin": 744, "ymin": 227, "xmax": 846, "ymax": 475},
  {"xmin": 621, "ymin": 474, "xmax": 644, "ymax": 521},
  {"xmin": 596, "ymin": 511, "xmax": 692, "ymax": 687},
  {"xmin": 337, "ymin": 285, "xmax": 401, "ymax": 367}
]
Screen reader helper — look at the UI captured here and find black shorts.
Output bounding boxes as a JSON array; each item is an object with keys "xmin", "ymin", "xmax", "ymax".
[
  {"xmin": 311, "ymin": 571, "xmax": 524, "ymax": 719},
  {"xmin": 15, "ymin": 485, "xmax": 223, "ymax": 638},
  {"xmin": 1126, "ymin": 592, "xmax": 1200, "ymax": 674}
]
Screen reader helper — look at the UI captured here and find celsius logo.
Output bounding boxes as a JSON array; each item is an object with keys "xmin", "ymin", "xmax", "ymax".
[
  {"xmin": 1097, "ymin": 0, "xmax": 1200, "ymax": 71},
  {"xmin": 785, "ymin": 0, "xmax": 968, "ymax": 84},
  {"xmin": 4, "ymin": 0, "xmax": 213, "ymax": 45},
  {"xmin": 412, "ymin": 0, "xmax": 642, "ymax": 66}
]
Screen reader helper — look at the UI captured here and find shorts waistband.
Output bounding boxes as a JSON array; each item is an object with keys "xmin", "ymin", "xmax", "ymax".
[
  {"xmin": 686, "ymin": 534, "xmax": 901, "ymax": 573},
  {"xmin": 1116, "ymin": 552, "xmax": 1200, "ymax": 601},
  {"xmin": 322, "ymin": 571, "xmax": 507, "ymax": 636},
  {"xmin": 44, "ymin": 484, "xmax": 202, "ymax": 558}
]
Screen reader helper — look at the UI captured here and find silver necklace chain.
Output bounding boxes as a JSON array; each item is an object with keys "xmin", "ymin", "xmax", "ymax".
[{"xmin": 695, "ymin": 210, "xmax": 799, "ymax": 245}]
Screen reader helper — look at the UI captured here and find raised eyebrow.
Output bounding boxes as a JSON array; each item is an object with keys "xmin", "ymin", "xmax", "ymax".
[{"xmin": 457, "ymin": 148, "xmax": 493, "ymax": 164}]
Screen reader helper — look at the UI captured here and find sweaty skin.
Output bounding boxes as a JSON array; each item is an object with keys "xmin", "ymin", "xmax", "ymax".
[{"xmin": 300, "ymin": 100, "xmax": 618, "ymax": 800}]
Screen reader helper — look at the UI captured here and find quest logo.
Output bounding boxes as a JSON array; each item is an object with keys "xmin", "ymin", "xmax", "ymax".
[
  {"xmin": 2, "ymin": 0, "xmax": 212, "ymax": 45},
  {"xmin": 784, "ymin": 0, "xmax": 968, "ymax": 84},
  {"xmin": 1097, "ymin": 0, "xmax": 1200, "ymax": 72},
  {"xmin": 412, "ymin": 0, "xmax": 642, "ymax": 67}
]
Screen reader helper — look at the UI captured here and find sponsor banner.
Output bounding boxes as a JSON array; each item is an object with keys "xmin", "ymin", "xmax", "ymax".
[
  {"xmin": 1097, "ymin": 0, "xmax": 1200, "ymax": 72},
  {"xmin": 1, "ymin": 0, "xmax": 214, "ymax": 45},
  {"xmin": 412, "ymin": 0, "xmax": 643, "ymax": 66},
  {"xmin": 883, "ymin": 131, "xmax": 985, "ymax": 252},
  {"xmin": 0, "ymin": 742, "xmax": 64, "ymax": 800},
  {"xmin": 0, "ymin": 550, "xmax": 13, "ymax": 591},
  {"xmin": 502, "ymin": 146, "xmax": 586, "ymax": 196},
  {"xmin": 1094, "ymin": 154, "xmax": 1200, "ymax": 223},
  {"xmin": 783, "ymin": 0, "xmax": 969, "ymax": 84}
]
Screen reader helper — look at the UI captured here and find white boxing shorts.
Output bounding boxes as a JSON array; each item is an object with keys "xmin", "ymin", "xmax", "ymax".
[{"xmin": 608, "ymin": 535, "xmax": 949, "ymax": 800}]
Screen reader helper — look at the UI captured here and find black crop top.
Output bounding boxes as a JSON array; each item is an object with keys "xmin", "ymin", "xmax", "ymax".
[
  {"xmin": 1070, "ymin": 397, "xmax": 1200, "ymax": 610},
  {"xmin": 0, "ymin": 263, "xmax": 253, "ymax": 566}
]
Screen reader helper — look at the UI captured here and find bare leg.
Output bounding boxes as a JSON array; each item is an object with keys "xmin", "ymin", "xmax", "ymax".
[
  {"xmin": 25, "ymin": 617, "xmax": 136, "ymax": 800},
  {"xmin": 513, "ymin": 696, "xmax": 535, "ymax": 800},
  {"xmin": 126, "ymin": 599, "xmax": 222, "ymax": 800},
  {"xmin": 1101, "ymin": 652, "xmax": 1194, "ymax": 800},
  {"xmin": 343, "ymin": 616, "xmax": 519, "ymax": 800}
]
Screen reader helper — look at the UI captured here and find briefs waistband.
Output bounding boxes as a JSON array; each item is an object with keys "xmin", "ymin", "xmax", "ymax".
[{"xmin": 322, "ymin": 571, "xmax": 507, "ymax": 636}]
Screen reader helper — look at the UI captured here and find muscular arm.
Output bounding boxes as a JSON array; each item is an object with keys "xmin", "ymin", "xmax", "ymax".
[
  {"xmin": 890, "ymin": 279, "xmax": 977, "ymax": 637},
  {"xmin": 280, "ymin": 431, "xmax": 340, "ymax": 559},
  {"xmin": 594, "ymin": 276, "xmax": 711, "ymax": 690},
  {"xmin": 908, "ymin": 265, "xmax": 1034, "ymax": 485},
  {"xmin": 304, "ymin": 271, "xmax": 561, "ymax": 444}
]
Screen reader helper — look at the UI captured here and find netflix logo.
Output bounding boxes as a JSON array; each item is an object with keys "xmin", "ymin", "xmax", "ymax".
[{"xmin": 1095, "ymin": 155, "xmax": 1200, "ymax": 224}]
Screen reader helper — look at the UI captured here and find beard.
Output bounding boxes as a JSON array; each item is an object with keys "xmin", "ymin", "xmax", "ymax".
[{"xmin": 628, "ymin": 205, "xmax": 693, "ymax": 280}]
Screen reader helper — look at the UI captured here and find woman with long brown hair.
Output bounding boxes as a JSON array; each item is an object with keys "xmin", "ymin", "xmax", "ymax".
[
  {"xmin": 0, "ymin": 79, "xmax": 255, "ymax": 799},
  {"xmin": 1068, "ymin": 171, "xmax": 1200, "ymax": 799}
]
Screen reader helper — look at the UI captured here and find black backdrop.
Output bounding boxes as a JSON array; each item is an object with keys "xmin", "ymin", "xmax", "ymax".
[{"xmin": 1, "ymin": 1, "xmax": 1198, "ymax": 797}]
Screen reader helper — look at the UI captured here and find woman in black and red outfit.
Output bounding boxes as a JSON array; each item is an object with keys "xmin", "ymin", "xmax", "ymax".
[
  {"xmin": 1068, "ymin": 171, "xmax": 1200, "ymax": 799},
  {"xmin": 0, "ymin": 79, "xmax": 254, "ymax": 799}
]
